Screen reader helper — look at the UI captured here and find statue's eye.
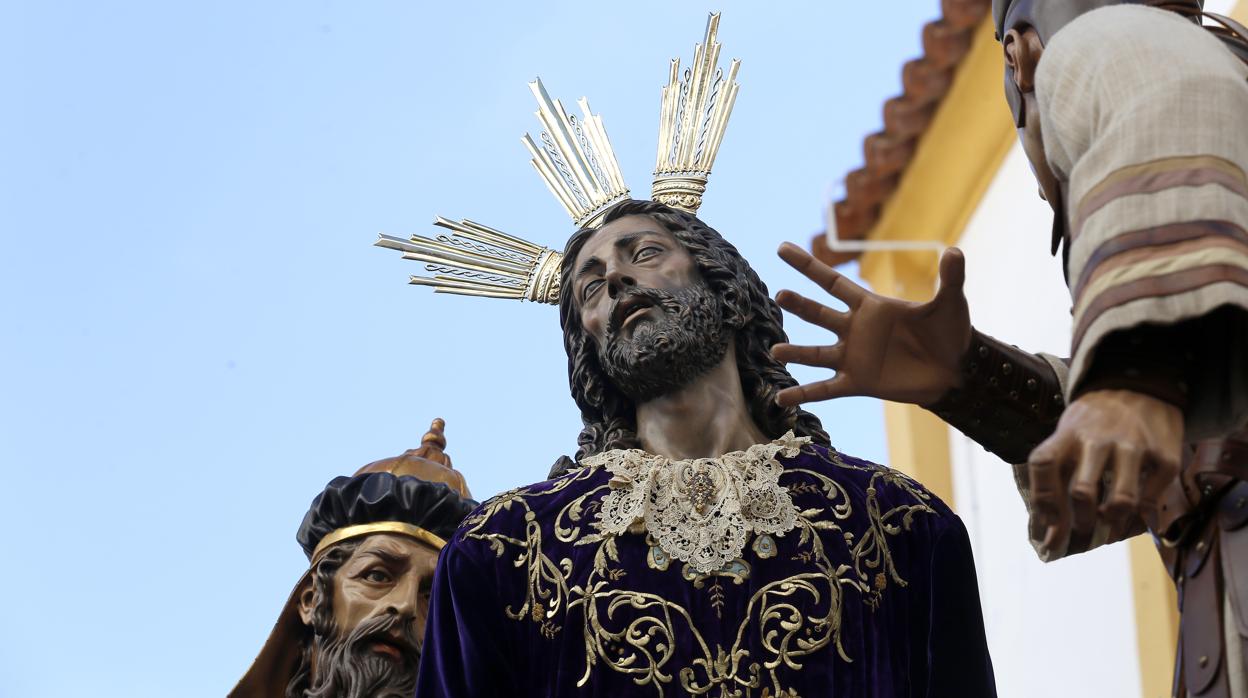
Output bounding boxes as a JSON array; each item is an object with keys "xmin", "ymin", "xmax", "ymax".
[
  {"xmin": 582, "ymin": 279, "xmax": 603, "ymax": 300},
  {"xmin": 633, "ymin": 246, "xmax": 661, "ymax": 263},
  {"xmin": 362, "ymin": 568, "xmax": 393, "ymax": 584}
]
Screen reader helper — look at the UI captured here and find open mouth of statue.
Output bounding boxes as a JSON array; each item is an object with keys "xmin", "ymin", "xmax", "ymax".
[
  {"xmin": 613, "ymin": 296, "xmax": 656, "ymax": 333},
  {"xmin": 367, "ymin": 637, "xmax": 409, "ymax": 661}
]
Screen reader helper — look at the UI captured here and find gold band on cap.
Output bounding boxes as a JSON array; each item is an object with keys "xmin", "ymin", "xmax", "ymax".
[{"xmin": 311, "ymin": 522, "xmax": 447, "ymax": 563}]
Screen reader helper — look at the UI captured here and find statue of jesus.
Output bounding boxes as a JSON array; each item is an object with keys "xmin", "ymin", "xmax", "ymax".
[{"xmin": 415, "ymin": 200, "xmax": 999, "ymax": 697}]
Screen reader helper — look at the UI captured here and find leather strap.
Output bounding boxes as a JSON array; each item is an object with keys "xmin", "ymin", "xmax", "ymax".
[
  {"xmin": 1160, "ymin": 474, "xmax": 1199, "ymax": 549},
  {"xmin": 1170, "ymin": 481, "xmax": 1248, "ymax": 696},
  {"xmin": 1182, "ymin": 518, "xmax": 1228, "ymax": 696},
  {"xmin": 1221, "ymin": 493, "xmax": 1248, "ymax": 643},
  {"xmin": 1204, "ymin": 12, "xmax": 1248, "ymax": 48},
  {"xmin": 1203, "ymin": 12, "xmax": 1248, "ymax": 67},
  {"xmin": 1220, "ymin": 483, "xmax": 1248, "ymax": 534},
  {"xmin": 1197, "ymin": 437, "xmax": 1248, "ymax": 486},
  {"xmin": 926, "ymin": 330, "xmax": 1065, "ymax": 464},
  {"xmin": 1159, "ymin": 433, "xmax": 1248, "ymax": 548}
]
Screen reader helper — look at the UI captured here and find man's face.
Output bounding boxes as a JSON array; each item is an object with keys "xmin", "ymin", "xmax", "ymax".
[
  {"xmin": 1001, "ymin": 0, "xmax": 1127, "ymax": 226},
  {"xmin": 570, "ymin": 214, "xmax": 730, "ymax": 402},
  {"xmin": 1002, "ymin": 26, "xmax": 1062, "ymax": 214},
  {"xmin": 1016, "ymin": 91, "xmax": 1062, "ymax": 214},
  {"xmin": 299, "ymin": 533, "xmax": 438, "ymax": 698},
  {"xmin": 572, "ymin": 214, "xmax": 701, "ymax": 344},
  {"xmin": 330, "ymin": 533, "xmax": 437, "ymax": 657}
]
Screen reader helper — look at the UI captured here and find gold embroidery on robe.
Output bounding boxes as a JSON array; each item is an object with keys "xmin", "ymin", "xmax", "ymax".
[{"xmin": 457, "ymin": 445, "xmax": 936, "ymax": 697}]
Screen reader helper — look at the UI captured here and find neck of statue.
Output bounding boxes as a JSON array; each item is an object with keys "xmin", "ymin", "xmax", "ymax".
[{"xmin": 634, "ymin": 343, "xmax": 770, "ymax": 460}]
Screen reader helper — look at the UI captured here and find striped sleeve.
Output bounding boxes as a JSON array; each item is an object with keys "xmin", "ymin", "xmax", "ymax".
[{"xmin": 1035, "ymin": 5, "xmax": 1248, "ymax": 437}]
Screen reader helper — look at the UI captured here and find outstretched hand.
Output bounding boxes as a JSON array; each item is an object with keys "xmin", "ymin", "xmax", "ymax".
[{"xmin": 771, "ymin": 242, "xmax": 972, "ymax": 407}]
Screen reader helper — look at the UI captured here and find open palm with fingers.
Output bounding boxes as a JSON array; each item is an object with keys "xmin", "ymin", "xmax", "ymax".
[{"xmin": 771, "ymin": 242, "xmax": 972, "ymax": 407}]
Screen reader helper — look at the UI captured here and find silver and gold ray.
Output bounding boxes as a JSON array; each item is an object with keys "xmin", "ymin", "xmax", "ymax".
[
  {"xmin": 523, "ymin": 79, "xmax": 630, "ymax": 229},
  {"xmin": 377, "ymin": 12, "xmax": 739, "ymax": 306},
  {"xmin": 652, "ymin": 13, "xmax": 739, "ymax": 215},
  {"xmin": 375, "ymin": 218, "xmax": 562, "ymax": 304}
]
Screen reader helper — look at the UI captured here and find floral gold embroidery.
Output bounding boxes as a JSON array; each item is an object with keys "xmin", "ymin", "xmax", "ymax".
[
  {"xmin": 682, "ymin": 558, "xmax": 751, "ymax": 586},
  {"xmin": 460, "ymin": 442, "xmax": 937, "ymax": 697}
]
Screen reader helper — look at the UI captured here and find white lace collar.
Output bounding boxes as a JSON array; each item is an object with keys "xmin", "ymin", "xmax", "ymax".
[{"xmin": 585, "ymin": 431, "xmax": 810, "ymax": 574}]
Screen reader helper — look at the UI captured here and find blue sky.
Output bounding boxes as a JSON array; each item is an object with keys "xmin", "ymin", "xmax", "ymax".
[{"xmin": 0, "ymin": 2, "xmax": 938, "ymax": 694}]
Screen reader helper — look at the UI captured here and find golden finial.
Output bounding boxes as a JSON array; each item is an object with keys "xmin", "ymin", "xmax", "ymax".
[
  {"xmin": 413, "ymin": 417, "xmax": 450, "ymax": 466},
  {"xmin": 354, "ymin": 418, "xmax": 472, "ymax": 499}
]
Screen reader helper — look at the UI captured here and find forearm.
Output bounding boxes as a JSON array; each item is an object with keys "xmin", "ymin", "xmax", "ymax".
[
  {"xmin": 926, "ymin": 329, "xmax": 1066, "ymax": 464},
  {"xmin": 1077, "ymin": 305, "xmax": 1248, "ymax": 439},
  {"xmin": 1074, "ymin": 322, "xmax": 1192, "ymax": 408}
]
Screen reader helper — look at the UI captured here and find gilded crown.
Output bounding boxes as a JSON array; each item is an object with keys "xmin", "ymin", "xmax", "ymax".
[
  {"xmin": 377, "ymin": 13, "xmax": 738, "ymax": 306},
  {"xmin": 653, "ymin": 13, "xmax": 740, "ymax": 214},
  {"xmin": 523, "ymin": 80, "xmax": 630, "ymax": 229}
]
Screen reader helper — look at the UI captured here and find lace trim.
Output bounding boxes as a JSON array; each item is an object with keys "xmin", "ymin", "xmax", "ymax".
[{"xmin": 586, "ymin": 431, "xmax": 809, "ymax": 574}]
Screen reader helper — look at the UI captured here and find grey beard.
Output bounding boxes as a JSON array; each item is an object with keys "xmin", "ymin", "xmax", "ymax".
[
  {"xmin": 597, "ymin": 284, "xmax": 729, "ymax": 403},
  {"xmin": 302, "ymin": 611, "xmax": 419, "ymax": 698}
]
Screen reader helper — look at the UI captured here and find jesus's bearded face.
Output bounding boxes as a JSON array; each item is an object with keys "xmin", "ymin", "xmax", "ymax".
[{"xmin": 570, "ymin": 214, "xmax": 730, "ymax": 403}]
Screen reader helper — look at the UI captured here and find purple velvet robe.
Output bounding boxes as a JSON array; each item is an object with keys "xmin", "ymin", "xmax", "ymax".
[{"xmin": 417, "ymin": 443, "xmax": 996, "ymax": 697}]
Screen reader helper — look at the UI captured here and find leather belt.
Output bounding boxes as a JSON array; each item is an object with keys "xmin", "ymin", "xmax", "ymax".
[
  {"xmin": 1165, "ymin": 429, "xmax": 1248, "ymax": 696},
  {"xmin": 1159, "ymin": 437, "xmax": 1248, "ymax": 549}
]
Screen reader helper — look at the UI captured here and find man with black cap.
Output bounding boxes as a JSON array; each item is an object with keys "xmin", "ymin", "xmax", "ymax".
[
  {"xmin": 772, "ymin": 2, "xmax": 1248, "ymax": 695},
  {"xmin": 231, "ymin": 419, "xmax": 475, "ymax": 698}
]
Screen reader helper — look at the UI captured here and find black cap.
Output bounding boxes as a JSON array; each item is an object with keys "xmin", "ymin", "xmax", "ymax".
[{"xmin": 295, "ymin": 472, "xmax": 477, "ymax": 560}]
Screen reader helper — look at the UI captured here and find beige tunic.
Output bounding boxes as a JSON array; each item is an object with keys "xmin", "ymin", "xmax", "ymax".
[
  {"xmin": 1036, "ymin": 4, "xmax": 1248, "ymax": 440},
  {"xmin": 1028, "ymin": 9, "xmax": 1248, "ymax": 696}
]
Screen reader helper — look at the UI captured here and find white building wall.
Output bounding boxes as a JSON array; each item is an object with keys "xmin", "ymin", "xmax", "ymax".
[{"xmin": 951, "ymin": 144, "xmax": 1143, "ymax": 698}]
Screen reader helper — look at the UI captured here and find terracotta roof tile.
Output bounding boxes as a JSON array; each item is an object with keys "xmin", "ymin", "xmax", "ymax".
[{"xmin": 815, "ymin": 0, "xmax": 991, "ymax": 266}]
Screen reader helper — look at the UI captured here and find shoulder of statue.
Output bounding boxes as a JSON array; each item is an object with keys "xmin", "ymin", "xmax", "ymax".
[
  {"xmin": 780, "ymin": 443, "xmax": 957, "ymax": 528},
  {"xmin": 780, "ymin": 442, "xmax": 892, "ymax": 486},
  {"xmin": 453, "ymin": 464, "xmax": 611, "ymax": 543},
  {"xmin": 1045, "ymin": 4, "xmax": 1213, "ymax": 80}
]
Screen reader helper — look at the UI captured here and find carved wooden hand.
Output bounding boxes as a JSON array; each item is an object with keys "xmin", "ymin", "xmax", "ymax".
[
  {"xmin": 770, "ymin": 242, "xmax": 972, "ymax": 407},
  {"xmin": 1028, "ymin": 389, "xmax": 1182, "ymax": 554}
]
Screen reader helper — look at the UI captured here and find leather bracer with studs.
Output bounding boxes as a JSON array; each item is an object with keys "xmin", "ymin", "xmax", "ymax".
[{"xmin": 925, "ymin": 330, "xmax": 1067, "ymax": 464}]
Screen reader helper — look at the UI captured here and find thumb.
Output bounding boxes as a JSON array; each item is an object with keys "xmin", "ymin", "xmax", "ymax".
[{"xmin": 934, "ymin": 247, "xmax": 966, "ymax": 303}]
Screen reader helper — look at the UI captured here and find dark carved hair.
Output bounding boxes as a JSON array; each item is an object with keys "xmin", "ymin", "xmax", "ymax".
[
  {"xmin": 286, "ymin": 541, "xmax": 361, "ymax": 698},
  {"xmin": 558, "ymin": 199, "xmax": 830, "ymax": 462}
]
